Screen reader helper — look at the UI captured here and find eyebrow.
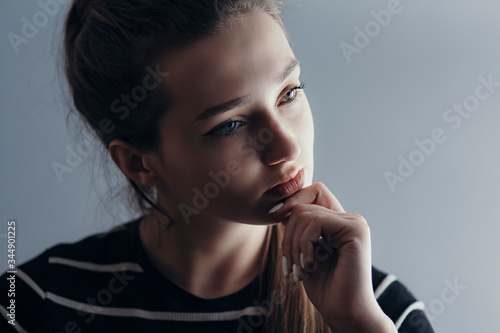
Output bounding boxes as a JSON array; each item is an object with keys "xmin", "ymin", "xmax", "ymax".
[{"xmin": 193, "ymin": 58, "xmax": 300, "ymax": 123}]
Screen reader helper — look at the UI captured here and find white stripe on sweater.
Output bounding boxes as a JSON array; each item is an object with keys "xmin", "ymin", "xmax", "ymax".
[
  {"xmin": 48, "ymin": 257, "xmax": 144, "ymax": 273},
  {"xmin": 46, "ymin": 292, "xmax": 267, "ymax": 321},
  {"xmin": 10, "ymin": 269, "xmax": 267, "ymax": 323},
  {"xmin": 16, "ymin": 268, "xmax": 45, "ymax": 299},
  {"xmin": 374, "ymin": 274, "xmax": 397, "ymax": 299},
  {"xmin": 0, "ymin": 304, "xmax": 29, "ymax": 333},
  {"xmin": 394, "ymin": 301, "xmax": 426, "ymax": 329}
]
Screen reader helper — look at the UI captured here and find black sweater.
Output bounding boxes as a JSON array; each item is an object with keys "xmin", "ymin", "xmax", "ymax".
[{"xmin": 0, "ymin": 216, "xmax": 434, "ymax": 332}]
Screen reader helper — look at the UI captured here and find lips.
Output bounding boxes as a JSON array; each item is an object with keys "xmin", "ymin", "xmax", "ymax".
[{"xmin": 265, "ymin": 168, "xmax": 305, "ymax": 198}]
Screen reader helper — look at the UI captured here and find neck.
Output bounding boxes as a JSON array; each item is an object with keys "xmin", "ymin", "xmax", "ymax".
[{"xmin": 139, "ymin": 211, "xmax": 270, "ymax": 299}]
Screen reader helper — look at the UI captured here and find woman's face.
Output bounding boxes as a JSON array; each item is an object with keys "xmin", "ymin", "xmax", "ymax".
[{"xmin": 152, "ymin": 10, "xmax": 314, "ymax": 226}]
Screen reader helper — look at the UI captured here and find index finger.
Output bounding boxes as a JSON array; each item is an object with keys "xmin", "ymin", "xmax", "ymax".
[{"xmin": 269, "ymin": 182, "xmax": 345, "ymax": 220}]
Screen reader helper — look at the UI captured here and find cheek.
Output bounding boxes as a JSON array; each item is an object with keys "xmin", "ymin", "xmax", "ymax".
[
  {"xmin": 297, "ymin": 103, "xmax": 315, "ymax": 183},
  {"xmin": 293, "ymin": 101, "xmax": 314, "ymax": 148},
  {"xmin": 184, "ymin": 159, "xmax": 262, "ymax": 222},
  {"xmin": 299, "ymin": 97, "xmax": 314, "ymax": 131},
  {"xmin": 193, "ymin": 142, "xmax": 265, "ymax": 216},
  {"xmin": 181, "ymin": 149, "xmax": 246, "ymax": 200},
  {"xmin": 159, "ymin": 137, "xmax": 229, "ymax": 197}
]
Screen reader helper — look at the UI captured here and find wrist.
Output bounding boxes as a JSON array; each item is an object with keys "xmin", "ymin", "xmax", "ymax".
[{"xmin": 325, "ymin": 309, "xmax": 397, "ymax": 333}]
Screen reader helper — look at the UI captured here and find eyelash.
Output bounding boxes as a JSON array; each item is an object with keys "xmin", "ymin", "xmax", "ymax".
[{"xmin": 207, "ymin": 81, "xmax": 306, "ymax": 140}]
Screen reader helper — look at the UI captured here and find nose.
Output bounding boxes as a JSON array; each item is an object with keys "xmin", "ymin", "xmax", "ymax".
[{"xmin": 261, "ymin": 115, "xmax": 301, "ymax": 165}]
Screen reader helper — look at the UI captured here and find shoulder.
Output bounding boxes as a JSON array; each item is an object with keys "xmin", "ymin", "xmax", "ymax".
[
  {"xmin": 372, "ymin": 266, "xmax": 435, "ymax": 333},
  {"xmin": 0, "ymin": 217, "xmax": 144, "ymax": 331},
  {"xmin": 8, "ymin": 215, "xmax": 144, "ymax": 281},
  {"xmin": 11, "ymin": 217, "xmax": 142, "ymax": 278},
  {"xmin": 46, "ymin": 218, "xmax": 142, "ymax": 262}
]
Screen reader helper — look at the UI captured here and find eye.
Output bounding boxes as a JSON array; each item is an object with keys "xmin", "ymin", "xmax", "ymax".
[
  {"xmin": 208, "ymin": 120, "xmax": 246, "ymax": 137},
  {"xmin": 279, "ymin": 82, "xmax": 305, "ymax": 105}
]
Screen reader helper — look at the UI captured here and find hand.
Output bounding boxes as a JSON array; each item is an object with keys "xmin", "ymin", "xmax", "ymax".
[{"xmin": 269, "ymin": 182, "xmax": 397, "ymax": 333}]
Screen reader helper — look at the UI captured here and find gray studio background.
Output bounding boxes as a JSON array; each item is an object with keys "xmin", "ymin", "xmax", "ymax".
[{"xmin": 1, "ymin": 0, "xmax": 499, "ymax": 331}]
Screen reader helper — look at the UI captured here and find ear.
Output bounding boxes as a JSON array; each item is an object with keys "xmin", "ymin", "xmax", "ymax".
[{"xmin": 108, "ymin": 139, "xmax": 161, "ymax": 187}]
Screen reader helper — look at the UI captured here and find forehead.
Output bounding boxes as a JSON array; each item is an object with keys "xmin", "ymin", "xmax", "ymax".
[{"xmin": 159, "ymin": 10, "xmax": 295, "ymax": 124}]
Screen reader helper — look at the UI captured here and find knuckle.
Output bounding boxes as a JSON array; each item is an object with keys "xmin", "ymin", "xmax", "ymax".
[
  {"xmin": 345, "ymin": 213, "xmax": 370, "ymax": 235},
  {"xmin": 356, "ymin": 219, "xmax": 371, "ymax": 237},
  {"xmin": 348, "ymin": 213, "xmax": 367, "ymax": 224},
  {"xmin": 297, "ymin": 211, "xmax": 309, "ymax": 221},
  {"xmin": 291, "ymin": 203, "xmax": 306, "ymax": 214},
  {"xmin": 360, "ymin": 220, "xmax": 370, "ymax": 233},
  {"xmin": 312, "ymin": 181, "xmax": 327, "ymax": 193},
  {"xmin": 313, "ymin": 181, "xmax": 326, "ymax": 188},
  {"xmin": 309, "ymin": 213, "xmax": 322, "ymax": 225}
]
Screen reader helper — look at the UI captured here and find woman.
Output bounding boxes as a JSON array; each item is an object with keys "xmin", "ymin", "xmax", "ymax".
[{"xmin": 0, "ymin": 0, "xmax": 434, "ymax": 332}]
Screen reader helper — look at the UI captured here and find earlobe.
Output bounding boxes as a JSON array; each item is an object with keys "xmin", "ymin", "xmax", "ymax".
[{"xmin": 108, "ymin": 140, "xmax": 160, "ymax": 187}]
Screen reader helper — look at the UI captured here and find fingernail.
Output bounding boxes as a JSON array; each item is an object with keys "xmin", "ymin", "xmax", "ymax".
[
  {"xmin": 292, "ymin": 263, "xmax": 299, "ymax": 282},
  {"xmin": 300, "ymin": 252, "xmax": 305, "ymax": 269},
  {"xmin": 268, "ymin": 202, "xmax": 284, "ymax": 214},
  {"xmin": 282, "ymin": 256, "xmax": 288, "ymax": 276}
]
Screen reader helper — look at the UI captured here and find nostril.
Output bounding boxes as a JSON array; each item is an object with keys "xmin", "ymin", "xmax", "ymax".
[{"xmin": 263, "ymin": 134, "xmax": 301, "ymax": 165}]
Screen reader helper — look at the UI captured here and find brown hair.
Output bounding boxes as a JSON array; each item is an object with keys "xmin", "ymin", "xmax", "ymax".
[{"xmin": 63, "ymin": 0, "xmax": 332, "ymax": 331}]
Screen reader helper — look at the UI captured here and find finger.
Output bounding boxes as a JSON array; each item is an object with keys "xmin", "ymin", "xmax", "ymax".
[
  {"xmin": 287, "ymin": 206, "xmax": 322, "ymax": 261},
  {"xmin": 269, "ymin": 182, "xmax": 345, "ymax": 222},
  {"xmin": 281, "ymin": 209, "xmax": 299, "ymax": 277},
  {"xmin": 281, "ymin": 204, "xmax": 325, "ymax": 279},
  {"xmin": 291, "ymin": 208, "xmax": 337, "ymax": 278},
  {"xmin": 300, "ymin": 218, "xmax": 335, "ymax": 279},
  {"xmin": 290, "ymin": 210, "xmax": 371, "ymax": 277},
  {"xmin": 305, "ymin": 212, "xmax": 371, "ymax": 259},
  {"xmin": 289, "ymin": 209, "xmax": 313, "ymax": 280}
]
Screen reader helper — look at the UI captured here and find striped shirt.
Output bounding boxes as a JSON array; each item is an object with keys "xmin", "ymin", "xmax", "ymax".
[{"xmin": 0, "ymin": 216, "xmax": 434, "ymax": 332}]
